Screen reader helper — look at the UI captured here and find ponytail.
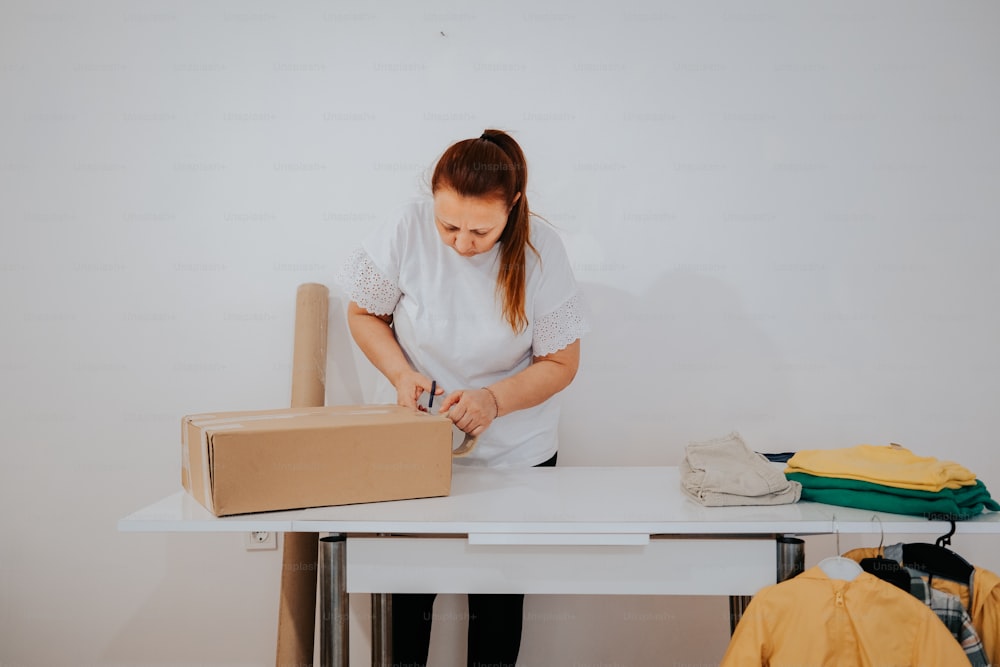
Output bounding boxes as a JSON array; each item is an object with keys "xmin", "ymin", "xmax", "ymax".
[{"xmin": 431, "ymin": 129, "xmax": 538, "ymax": 333}]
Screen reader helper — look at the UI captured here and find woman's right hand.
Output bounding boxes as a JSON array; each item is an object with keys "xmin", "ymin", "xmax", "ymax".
[{"xmin": 392, "ymin": 369, "xmax": 442, "ymax": 411}]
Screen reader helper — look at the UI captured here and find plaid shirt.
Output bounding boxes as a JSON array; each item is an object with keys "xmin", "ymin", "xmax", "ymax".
[{"xmin": 909, "ymin": 572, "xmax": 989, "ymax": 667}]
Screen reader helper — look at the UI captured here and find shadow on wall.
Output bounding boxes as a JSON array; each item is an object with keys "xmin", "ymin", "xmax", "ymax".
[
  {"xmin": 326, "ymin": 293, "xmax": 366, "ymax": 405},
  {"xmin": 560, "ymin": 269, "xmax": 785, "ymax": 466},
  {"xmin": 102, "ymin": 532, "xmax": 280, "ymax": 665},
  {"xmin": 323, "ymin": 269, "xmax": 788, "ymax": 465}
]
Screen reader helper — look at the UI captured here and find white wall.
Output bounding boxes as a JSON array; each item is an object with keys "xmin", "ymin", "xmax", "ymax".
[{"xmin": 2, "ymin": 1, "xmax": 999, "ymax": 665}]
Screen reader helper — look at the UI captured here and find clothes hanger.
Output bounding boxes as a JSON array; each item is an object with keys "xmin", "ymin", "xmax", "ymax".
[
  {"xmin": 818, "ymin": 515, "xmax": 863, "ymax": 581},
  {"xmin": 858, "ymin": 515, "xmax": 910, "ymax": 591},
  {"xmin": 900, "ymin": 519, "xmax": 974, "ymax": 584}
]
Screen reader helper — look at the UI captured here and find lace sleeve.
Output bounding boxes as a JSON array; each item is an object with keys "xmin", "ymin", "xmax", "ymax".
[
  {"xmin": 336, "ymin": 247, "xmax": 402, "ymax": 316},
  {"xmin": 533, "ymin": 291, "xmax": 592, "ymax": 357}
]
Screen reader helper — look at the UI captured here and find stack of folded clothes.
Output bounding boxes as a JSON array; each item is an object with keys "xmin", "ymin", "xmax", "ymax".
[
  {"xmin": 785, "ymin": 444, "xmax": 1000, "ymax": 519},
  {"xmin": 682, "ymin": 432, "xmax": 802, "ymax": 506}
]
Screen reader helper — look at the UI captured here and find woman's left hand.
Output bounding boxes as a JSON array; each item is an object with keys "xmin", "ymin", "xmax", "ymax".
[{"xmin": 438, "ymin": 388, "xmax": 498, "ymax": 436}]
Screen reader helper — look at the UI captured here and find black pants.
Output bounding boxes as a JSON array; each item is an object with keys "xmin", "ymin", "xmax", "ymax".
[{"xmin": 391, "ymin": 452, "xmax": 558, "ymax": 667}]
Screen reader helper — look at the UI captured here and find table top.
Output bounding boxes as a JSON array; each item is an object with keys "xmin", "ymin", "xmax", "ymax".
[{"xmin": 118, "ymin": 466, "xmax": 1000, "ymax": 537}]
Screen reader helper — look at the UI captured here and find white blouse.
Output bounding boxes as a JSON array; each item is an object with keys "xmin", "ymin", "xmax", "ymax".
[{"xmin": 338, "ymin": 198, "xmax": 591, "ymax": 468}]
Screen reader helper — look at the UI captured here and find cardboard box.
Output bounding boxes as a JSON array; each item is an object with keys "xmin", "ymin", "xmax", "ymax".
[{"xmin": 181, "ymin": 404, "xmax": 454, "ymax": 516}]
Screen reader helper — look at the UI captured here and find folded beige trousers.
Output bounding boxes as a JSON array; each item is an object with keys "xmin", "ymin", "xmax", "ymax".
[{"xmin": 681, "ymin": 432, "xmax": 801, "ymax": 506}]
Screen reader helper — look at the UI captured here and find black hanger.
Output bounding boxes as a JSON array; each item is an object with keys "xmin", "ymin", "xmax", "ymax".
[
  {"xmin": 900, "ymin": 520, "xmax": 974, "ymax": 583},
  {"xmin": 857, "ymin": 515, "xmax": 911, "ymax": 591},
  {"xmin": 860, "ymin": 556, "xmax": 911, "ymax": 591}
]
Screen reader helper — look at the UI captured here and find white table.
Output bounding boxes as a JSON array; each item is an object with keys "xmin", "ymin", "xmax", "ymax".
[{"xmin": 119, "ymin": 466, "xmax": 1000, "ymax": 666}]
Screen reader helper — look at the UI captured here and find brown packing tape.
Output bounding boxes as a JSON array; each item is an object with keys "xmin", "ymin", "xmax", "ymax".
[
  {"xmin": 452, "ymin": 433, "xmax": 478, "ymax": 457},
  {"xmin": 276, "ymin": 283, "xmax": 328, "ymax": 667},
  {"xmin": 181, "ymin": 418, "xmax": 209, "ymax": 509},
  {"xmin": 438, "ymin": 406, "xmax": 478, "ymax": 457}
]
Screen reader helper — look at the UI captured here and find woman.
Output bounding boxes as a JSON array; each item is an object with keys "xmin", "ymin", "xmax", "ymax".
[{"xmin": 338, "ymin": 129, "xmax": 590, "ymax": 667}]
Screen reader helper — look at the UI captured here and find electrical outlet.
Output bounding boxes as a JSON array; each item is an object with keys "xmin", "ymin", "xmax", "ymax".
[{"xmin": 246, "ymin": 531, "xmax": 278, "ymax": 551}]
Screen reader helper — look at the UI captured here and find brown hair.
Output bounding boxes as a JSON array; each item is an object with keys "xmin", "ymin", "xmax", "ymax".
[{"xmin": 431, "ymin": 129, "xmax": 538, "ymax": 333}]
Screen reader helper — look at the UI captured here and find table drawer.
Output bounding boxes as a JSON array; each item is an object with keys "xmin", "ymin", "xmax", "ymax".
[{"xmin": 346, "ymin": 536, "xmax": 775, "ymax": 595}]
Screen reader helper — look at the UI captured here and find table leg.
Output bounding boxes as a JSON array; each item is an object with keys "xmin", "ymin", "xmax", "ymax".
[
  {"xmin": 729, "ymin": 536, "xmax": 804, "ymax": 635},
  {"xmin": 319, "ymin": 535, "xmax": 348, "ymax": 667},
  {"xmin": 776, "ymin": 535, "xmax": 804, "ymax": 583},
  {"xmin": 728, "ymin": 595, "xmax": 752, "ymax": 635},
  {"xmin": 371, "ymin": 593, "xmax": 392, "ymax": 667}
]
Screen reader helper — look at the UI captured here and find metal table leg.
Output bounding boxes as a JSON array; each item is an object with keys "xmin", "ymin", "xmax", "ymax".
[
  {"xmin": 319, "ymin": 535, "xmax": 348, "ymax": 667},
  {"xmin": 729, "ymin": 535, "xmax": 804, "ymax": 635},
  {"xmin": 728, "ymin": 595, "xmax": 752, "ymax": 635},
  {"xmin": 776, "ymin": 535, "xmax": 805, "ymax": 583},
  {"xmin": 372, "ymin": 593, "xmax": 392, "ymax": 667}
]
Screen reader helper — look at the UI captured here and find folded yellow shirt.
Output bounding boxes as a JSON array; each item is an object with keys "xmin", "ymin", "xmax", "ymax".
[{"xmin": 785, "ymin": 444, "xmax": 977, "ymax": 492}]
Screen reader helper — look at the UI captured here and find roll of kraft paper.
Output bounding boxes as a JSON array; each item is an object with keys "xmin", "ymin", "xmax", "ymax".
[{"xmin": 276, "ymin": 283, "xmax": 328, "ymax": 667}]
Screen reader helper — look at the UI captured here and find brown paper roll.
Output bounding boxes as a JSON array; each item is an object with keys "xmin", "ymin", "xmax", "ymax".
[
  {"xmin": 290, "ymin": 283, "xmax": 329, "ymax": 409},
  {"xmin": 276, "ymin": 283, "xmax": 329, "ymax": 667}
]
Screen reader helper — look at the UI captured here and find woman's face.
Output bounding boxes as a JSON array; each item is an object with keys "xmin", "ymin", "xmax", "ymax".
[{"xmin": 433, "ymin": 187, "xmax": 511, "ymax": 257}]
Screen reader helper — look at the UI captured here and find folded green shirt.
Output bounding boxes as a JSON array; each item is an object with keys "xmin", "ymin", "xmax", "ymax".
[{"xmin": 785, "ymin": 473, "xmax": 1000, "ymax": 520}]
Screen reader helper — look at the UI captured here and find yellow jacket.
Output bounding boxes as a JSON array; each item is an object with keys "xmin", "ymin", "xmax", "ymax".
[
  {"xmin": 785, "ymin": 444, "xmax": 977, "ymax": 492},
  {"xmin": 721, "ymin": 566, "xmax": 968, "ymax": 666},
  {"xmin": 845, "ymin": 546, "xmax": 1000, "ymax": 666}
]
